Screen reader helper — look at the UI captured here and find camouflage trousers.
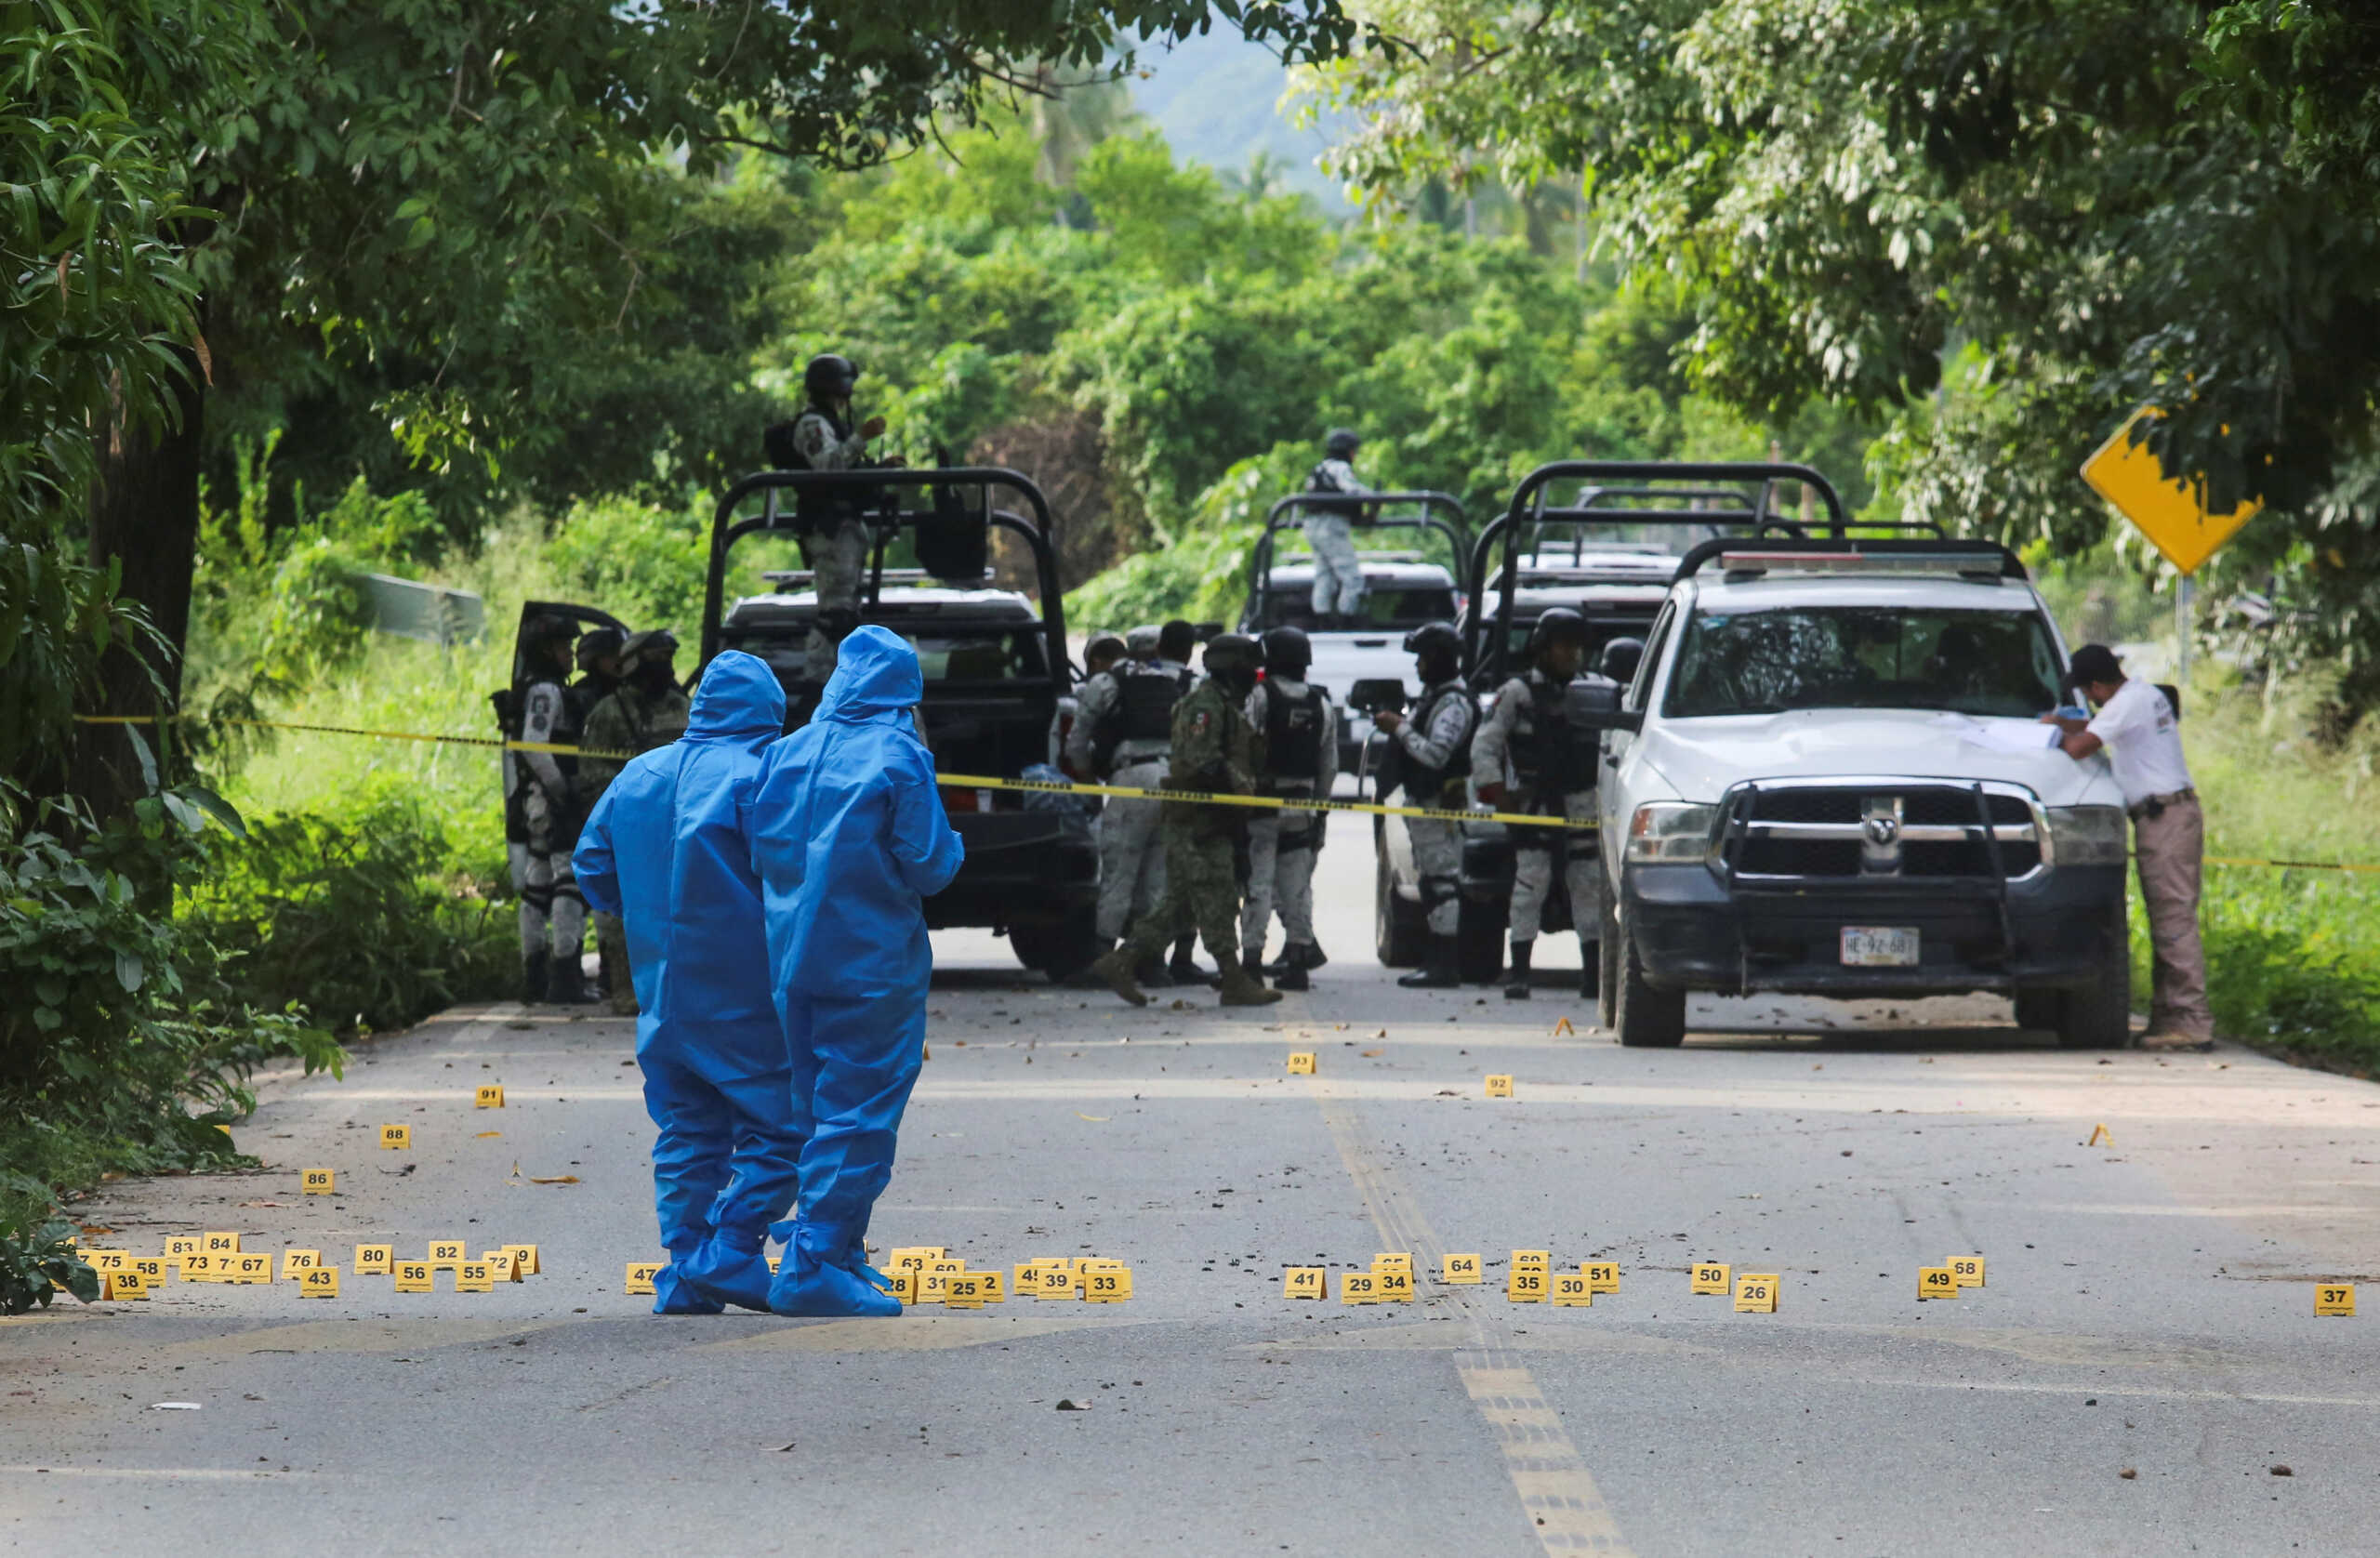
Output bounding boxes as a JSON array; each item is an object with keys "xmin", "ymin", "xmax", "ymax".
[
  {"xmin": 802, "ymin": 521, "xmax": 873, "ymax": 686},
  {"xmin": 1116, "ymin": 819, "xmax": 1241, "ymax": 967},
  {"xmin": 1509, "ymin": 788, "xmax": 1603, "ymax": 943}
]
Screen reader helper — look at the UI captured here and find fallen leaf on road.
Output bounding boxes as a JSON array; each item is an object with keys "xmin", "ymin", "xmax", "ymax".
[
  {"xmin": 1362, "ymin": 1050, "xmax": 1382, "ymax": 1058},
  {"xmin": 1054, "ymin": 1399, "xmax": 1091, "ymax": 1411},
  {"xmin": 1075, "ymin": 1113, "xmax": 1109, "ymax": 1122},
  {"xmin": 529, "ymin": 1174, "xmax": 579, "ymax": 1185},
  {"xmin": 2117, "ymin": 1468, "xmax": 2135, "ymax": 1479},
  {"xmin": 1435, "ymin": 1089, "xmax": 1458, "ymax": 1097},
  {"xmin": 2270, "ymin": 1465, "xmax": 2293, "ymax": 1477}
]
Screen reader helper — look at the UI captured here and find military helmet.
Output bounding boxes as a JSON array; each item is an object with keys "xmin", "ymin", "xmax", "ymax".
[
  {"xmin": 622, "ymin": 627, "xmax": 680, "ymax": 669},
  {"xmin": 1324, "ymin": 428, "xmax": 1361, "ymax": 459},
  {"xmin": 1201, "ymin": 632, "xmax": 1263, "ymax": 676},
  {"xmin": 1528, "ymin": 607, "xmax": 1590, "ymax": 653},
  {"xmin": 1125, "ymin": 625, "xmax": 1162, "ymax": 659},
  {"xmin": 1261, "ymin": 625, "xmax": 1312, "ymax": 679},
  {"xmin": 575, "ymin": 626, "xmax": 625, "ymax": 671},
  {"xmin": 803, "ymin": 353, "xmax": 859, "ymax": 403},
  {"xmin": 1403, "ymin": 621, "xmax": 1462, "ymax": 658},
  {"xmin": 525, "ymin": 614, "xmax": 580, "ymax": 648}
]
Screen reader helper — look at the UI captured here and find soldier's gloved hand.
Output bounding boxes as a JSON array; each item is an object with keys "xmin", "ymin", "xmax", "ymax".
[
  {"xmin": 1373, "ymin": 710, "xmax": 1405, "ymax": 735},
  {"xmin": 1477, "ymin": 782, "xmax": 1506, "ymax": 805},
  {"xmin": 861, "ymin": 416, "xmax": 887, "ymax": 438}
]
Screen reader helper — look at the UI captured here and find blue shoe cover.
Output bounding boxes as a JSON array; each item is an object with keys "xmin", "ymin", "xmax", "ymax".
[
  {"xmin": 768, "ymin": 1256, "xmax": 902, "ymax": 1318},
  {"xmin": 681, "ymin": 1241, "xmax": 774, "ymax": 1313},
  {"xmin": 652, "ymin": 1264, "xmax": 725, "ymax": 1315}
]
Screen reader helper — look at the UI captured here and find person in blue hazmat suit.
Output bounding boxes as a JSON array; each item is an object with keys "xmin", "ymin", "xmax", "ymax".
[
  {"xmin": 574, "ymin": 651, "xmax": 801, "ymax": 1315},
  {"xmin": 746, "ymin": 624, "xmax": 964, "ymax": 1317}
]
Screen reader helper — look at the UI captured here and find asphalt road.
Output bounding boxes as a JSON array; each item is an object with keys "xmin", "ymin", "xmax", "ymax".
[{"xmin": 8, "ymin": 838, "xmax": 2380, "ymax": 1557}]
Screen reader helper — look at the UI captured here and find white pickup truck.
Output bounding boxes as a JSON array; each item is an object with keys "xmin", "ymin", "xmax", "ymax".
[{"xmin": 1593, "ymin": 538, "xmax": 2134, "ymax": 1049}]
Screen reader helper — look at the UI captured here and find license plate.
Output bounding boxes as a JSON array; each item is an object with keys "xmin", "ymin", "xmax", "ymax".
[{"xmin": 1841, "ymin": 926, "xmax": 1919, "ymax": 967}]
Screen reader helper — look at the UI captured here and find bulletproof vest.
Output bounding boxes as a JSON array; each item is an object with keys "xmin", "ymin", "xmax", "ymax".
[
  {"xmin": 566, "ymin": 674, "xmax": 617, "ymax": 729},
  {"xmin": 788, "ymin": 408, "xmax": 857, "ymax": 533},
  {"xmin": 1513, "ymin": 675, "xmax": 1616, "ymax": 796},
  {"xmin": 1307, "ymin": 460, "xmax": 1349, "ymax": 495},
  {"xmin": 1263, "ymin": 682, "xmax": 1327, "ymax": 782},
  {"xmin": 531, "ymin": 677, "xmax": 580, "ymax": 781},
  {"xmin": 1117, "ymin": 664, "xmax": 1186, "ymax": 742},
  {"xmin": 1403, "ymin": 680, "xmax": 1474, "ymax": 796}
]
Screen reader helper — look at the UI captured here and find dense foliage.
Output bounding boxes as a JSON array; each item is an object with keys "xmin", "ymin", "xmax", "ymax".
[{"xmin": 1302, "ymin": 0, "xmax": 2380, "ymax": 715}]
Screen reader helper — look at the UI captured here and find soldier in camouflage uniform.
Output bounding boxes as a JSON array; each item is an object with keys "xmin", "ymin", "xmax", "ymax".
[
  {"xmin": 580, "ymin": 629, "xmax": 694, "ymax": 1015},
  {"xmin": 1090, "ymin": 635, "xmax": 1282, "ymax": 1009},
  {"xmin": 763, "ymin": 354, "xmax": 894, "ymax": 692}
]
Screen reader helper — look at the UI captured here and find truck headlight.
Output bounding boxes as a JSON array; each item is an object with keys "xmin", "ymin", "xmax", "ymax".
[
  {"xmin": 2045, "ymin": 805, "xmax": 2128, "ymax": 866},
  {"xmin": 1626, "ymin": 802, "xmax": 1718, "ymax": 865}
]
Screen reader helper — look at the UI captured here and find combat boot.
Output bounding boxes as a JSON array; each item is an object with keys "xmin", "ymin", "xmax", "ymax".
[
  {"xmin": 1170, "ymin": 940, "xmax": 1213, "ymax": 986},
  {"xmin": 1218, "ymin": 958, "xmax": 1284, "ymax": 1007},
  {"xmin": 1579, "ymin": 936, "xmax": 1599, "ymax": 997},
  {"xmin": 1273, "ymin": 964, "xmax": 1310, "ymax": 993},
  {"xmin": 1131, "ymin": 957, "xmax": 1174, "ymax": 989},
  {"xmin": 520, "ymin": 955, "xmax": 549, "ymax": 1004},
  {"xmin": 1091, "ymin": 947, "xmax": 1150, "ymax": 1007},
  {"xmin": 1397, "ymin": 934, "xmax": 1462, "ymax": 989},
  {"xmin": 548, "ymin": 955, "xmax": 595, "ymax": 1005},
  {"xmin": 1241, "ymin": 949, "xmax": 1266, "ymax": 978},
  {"xmin": 1503, "ymin": 939, "xmax": 1534, "ymax": 1000}
]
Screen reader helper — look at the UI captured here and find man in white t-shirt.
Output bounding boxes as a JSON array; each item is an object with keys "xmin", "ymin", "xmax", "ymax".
[{"xmin": 2044, "ymin": 643, "xmax": 2211, "ymax": 1050}]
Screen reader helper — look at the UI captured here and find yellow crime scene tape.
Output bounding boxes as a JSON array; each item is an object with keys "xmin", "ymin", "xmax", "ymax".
[
  {"xmin": 69, "ymin": 712, "xmax": 2380, "ymax": 865},
  {"xmin": 71, "ymin": 712, "xmax": 1582, "ymax": 829}
]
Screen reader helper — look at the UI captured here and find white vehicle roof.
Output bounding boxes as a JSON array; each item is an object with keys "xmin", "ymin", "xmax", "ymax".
[
  {"xmin": 727, "ymin": 585, "xmax": 1037, "ymax": 622},
  {"xmin": 1684, "ymin": 574, "xmax": 2037, "ymax": 614},
  {"xmin": 1263, "ymin": 561, "xmax": 1457, "ymax": 587}
]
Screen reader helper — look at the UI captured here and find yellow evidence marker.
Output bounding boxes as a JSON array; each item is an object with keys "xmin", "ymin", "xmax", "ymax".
[
  {"xmin": 379, "ymin": 1124, "xmax": 411, "ymax": 1150},
  {"xmin": 1583, "ymin": 1261, "xmax": 1620, "ymax": 1294},
  {"xmin": 1282, "ymin": 1267, "xmax": 1327, "ymax": 1301},
  {"xmin": 1375, "ymin": 1268, "xmax": 1416, "ymax": 1303},
  {"xmin": 1918, "ymin": 1266, "xmax": 1958, "ymax": 1301},
  {"xmin": 226, "ymin": 1254, "xmax": 274, "ymax": 1285},
  {"xmin": 203, "ymin": 1232, "xmax": 241, "ymax": 1256},
  {"xmin": 505, "ymin": 1244, "xmax": 542, "ymax": 1275},
  {"xmin": 944, "ymin": 1273, "xmax": 989, "ymax": 1309},
  {"xmin": 2086, "ymin": 1123, "xmax": 2112, "ymax": 1147},
  {"xmin": 281, "ymin": 1250, "xmax": 323, "ymax": 1280},
  {"xmin": 624, "ymin": 1262, "xmax": 663, "ymax": 1296},
  {"xmin": 165, "ymin": 1235, "xmax": 201, "ymax": 1265},
  {"xmin": 1549, "ymin": 1273, "xmax": 1593, "ymax": 1308},
  {"xmin": 428, "ymin": 1241, "xmax": 466, "ymax": 1271},
  {"xmin": 475, "ymin": 1084, "xmax": 505, "ymax": 1109},
  {"xmin": 1949, "ymin": 1256, "xmax": 1985, "ymax": 1289},
  {"xmin": 483, "ymin": 1250, "xmax": 519, "ymax": 1283},
  {"xmin": 1372, "ymin": 1251, "xmax": 1412, "ymax": 1274},
  {"xmin": 130, "ymin": 1257, "xmax": 168, "ymax": 1286},
  {"xmin": 301, "ymin": 1168, "xmax": 336, "ymax": 1195},
  {"xmin": 1287, "ymin": 1051, "xmax": 1317, "ymax": 1076},
  {"xmin": 1734, "ymin": 1274, "xmax": 1779, "ymax": 1314},
  {"xmin": 1340, "ymin": 1270, "xmax": 1380, "ymax": 1305},
  {"xmin": 1484, "ymin": 1074, "xmax": 1514, "ymax": 1099},
  {"xmin": 1028, "ymin": 1264, "xmax": 1077, "ymax": 1300},
  {"xmin": 180, "ymin": 1253, "xmax": 219, "ymax": 1283},
  {"xmin": 883, "ymin": 1270, "xmax": 919, "ymax": 1304},
  {"xmin": 1506, "ymin": 1266, "xmax": 1547, "ymax": 1303},
  {"xmin": 1553, "ymin": 1017, "xmax": 1575, "ymax": 1036},
  {"xmin": 392, "ymin": 1261, "xmax": 435, "ymax": 1294},
  {"xmin": 354, "ymin": 1245, "xmax": 393, "ymax": 1274},
  {"xmin": 888, "ymin": 1248, "xmax": 941, "ymax": 1276},
  {"xmin": 103, "ymin": 1271, "xmax": 149, "ymax": 1301},
  {"xmin": 1083, "ymin": 1268, "xmax": 1133, "ymax": 1303},
  {"xmin": 83, "ymin": 1250, "xmax": 130, "ymax": 1275},
  {"xmin": 298, "ymin": 1267, "xmax": 340, "ymax": 1300},
  {"xmin": 2315, "ymin": 1284, "xmax": 2357, "ymax": 1317},
  {"xmin": 455, "ymin": 1261, "xmax": 495, "ymax": 1293},
  {"xmin": 974, "ymin": 1270, "xmax": 1007, "ymax": 1302},
  {"xmin": 1442, "ymin": 1253, "xmax": 1483, "ymax": 1285},
  {"xmin": 1690, "ymin": 1262, "xmax": 1732, "ymax": 1296}
]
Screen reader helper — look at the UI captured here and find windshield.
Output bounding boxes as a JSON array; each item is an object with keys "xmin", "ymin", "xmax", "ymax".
[
  {"xmin": 1664, "ymin": 605, "xmax": 2063, "ymax": 718},
  {"xmin": 725, "ymin": 625, "xmax": 1052, "ymax": 689},
  {"xmin": 1260, "ymin": 587, "xmax": 1458, "ymax": 631}
]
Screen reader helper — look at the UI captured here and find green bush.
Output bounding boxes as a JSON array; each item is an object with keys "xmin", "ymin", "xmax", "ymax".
[
  {"xmin": 542, "ymin": 493, "xmax": 712, "ymax": 638},
  {"xmin": 182, "ymin": 783, "xmax": 514, "ymax": 1036},
  {"xmin": 0, "ymin": 1218, "xmax": 96, "ymax": 1316}
]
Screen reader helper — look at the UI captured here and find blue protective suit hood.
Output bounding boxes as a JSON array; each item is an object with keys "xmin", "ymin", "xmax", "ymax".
[
  {"xmin": 747, "ymin": 627, "xmax": 963, "ymax": 1000},
  {"xmin": 687, "ymin": 648, "xmax": 788, "ymax": 738}
]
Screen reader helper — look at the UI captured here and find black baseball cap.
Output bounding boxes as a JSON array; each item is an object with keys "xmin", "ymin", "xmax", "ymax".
[{"xmin": 2066, "ymin": 643, "xmax": 2123, "ymax": 688}]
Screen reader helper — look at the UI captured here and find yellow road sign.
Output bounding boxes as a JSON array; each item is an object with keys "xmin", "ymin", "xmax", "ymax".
[{"xmin": 2081, "ymin": 409, "xmax": 2261, "ymax": 576}]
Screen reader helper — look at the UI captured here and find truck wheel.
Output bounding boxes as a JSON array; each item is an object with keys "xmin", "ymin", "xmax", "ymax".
[
  {"xmin": 1457, "ymin": 895, "xmax": 1505, "ymax": 984},
  {"xmin": 1012, "ymin": 908, "xmax": 1103, "ymax": 982},
  {"xmin": 1613, "ymin": 919, "xmax": 1686, "ymax": 1048},
  {"xmin": 2011, "ymin": 987, "xmax": 2061, "ymax": 1033},
  {"xmin": 1595, "ymin": 890, "xmax": 1620, "ymax": 1031},
  {"xmin": 2055, "ymin": 898, "xmax": 2134, "ymax": 1049},
  {"xmin": 1375, "ymin": 844, "xmax": 1424, "ymax": 968}
]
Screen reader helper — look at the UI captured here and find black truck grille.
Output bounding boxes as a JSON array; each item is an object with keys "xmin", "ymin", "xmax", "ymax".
[{"xmin": 1731, "ymin": 786, "xmax": 2040, "ymax": 878}]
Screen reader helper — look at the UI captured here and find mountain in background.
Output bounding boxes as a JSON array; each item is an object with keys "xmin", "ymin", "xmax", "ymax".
[{"xmin": 1129, "ymin": 29, "xmax": 1354, "ymax": 212}]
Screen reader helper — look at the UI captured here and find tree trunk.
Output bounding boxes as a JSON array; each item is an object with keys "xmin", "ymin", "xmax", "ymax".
[{"xmin": 70, "ymin": 334, "xmax": 205, "ymax": 820}]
